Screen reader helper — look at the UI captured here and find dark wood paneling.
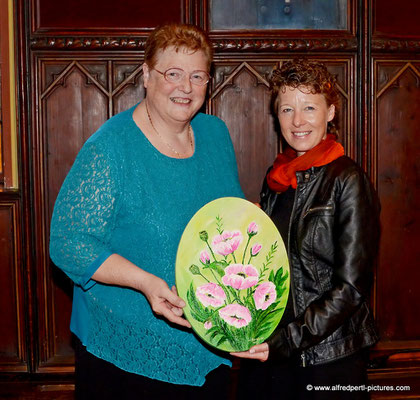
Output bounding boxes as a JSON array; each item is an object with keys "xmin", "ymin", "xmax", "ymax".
[
  {"xmin": 210, "ymin": 61, "xmax": 278, "ymax": 201},
  {"xmin": 373, "ymin": 0, "xmax": 420, "ymax": 38},
  {"xmin": 0, "ymin": 195, "xmax": 27, "ymax": 372},
  {"xmin": 32, "ymin": 0, "xmax": 187, "ymax": 34},
  {"xmin": 373, "ymin": 60, "xmax": 420, "ymax": 349},
  {"xmin": 369, "ymin": 366, "xmax": 420, "ymax": 399},
  {"xmin": 0, "ymin": 374, "xmax": 75, "ymax": 399}
]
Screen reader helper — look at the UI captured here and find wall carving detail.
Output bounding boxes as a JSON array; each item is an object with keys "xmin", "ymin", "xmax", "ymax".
[
  {"xmin": 30, "ymin": 37, "xmax": 358, "ymax": 52},
  {"xmin": 31, "ymin": 37, "xmax": 420, "ymax": 54},
  {"xmin": 212, "ymin": 38, "xmax": 357, "ymax": 52},
  {"xmin": 31, "ymin": 37, "xmax": 148, "ymax": 50},
  {"xmin": 372, "ymin": 39, "xmax": 420, "ymax": 53}
]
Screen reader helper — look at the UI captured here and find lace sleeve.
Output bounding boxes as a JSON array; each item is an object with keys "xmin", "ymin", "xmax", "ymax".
[{"xmin": 49, "ymin": 137, "xmax": 121, "ymax": 288}]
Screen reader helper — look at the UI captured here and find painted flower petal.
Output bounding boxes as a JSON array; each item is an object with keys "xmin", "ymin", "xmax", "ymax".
[
  {"xmin": 204, "ymin": 321, "xmax": 212, "ymax": 330},
  {"xmin": 222, "ymin": 264, "xmax": 259, "ymax": 290},
  {"xmin": 219, "ymin": 304, "xmax": 252, "ymax": 328},
  {"xmin": 200, "ymin": 250, "xmax": 210, "ymax": 264},
  {"xmin": 253, "ymin": 281, "xmax": 277, "ymax": 310},
  {"xmin": 251, "ymin": 243, "xmax": 262, "ymax": 256},
  {"xmin": 196, "ymin": 283, "xmax": 226, "ymax": 307},
  {"xmin": 212, "ymin": 230, "xmax": 243, "ymax": 256},
  {"xmin": 247, "ymin": 222, "xmax": 258, "ymax": 235}
]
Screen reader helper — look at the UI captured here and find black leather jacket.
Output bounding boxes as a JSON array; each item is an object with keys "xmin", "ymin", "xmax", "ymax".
[{"xmin": 261, "ymin": 156, "xmax": 380, "ymax": 366}]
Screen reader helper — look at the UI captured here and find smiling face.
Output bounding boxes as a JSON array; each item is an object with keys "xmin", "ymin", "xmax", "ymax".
[
  {"xmin": 143, "ymin": 46, "xmax": 209, "ymax": 125},
  {"xmin": 276, "ymin": 85, "xmax": 335, "ymax": 156}
]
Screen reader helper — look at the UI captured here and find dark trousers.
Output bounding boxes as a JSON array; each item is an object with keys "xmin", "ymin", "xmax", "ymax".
[
  {"xmin": 236, "ymin": 351, "xmax": 370, "ymax": 400},
  {"xmin": 74, "ymin": 337, "xmax": 231, "ymax": 400}
]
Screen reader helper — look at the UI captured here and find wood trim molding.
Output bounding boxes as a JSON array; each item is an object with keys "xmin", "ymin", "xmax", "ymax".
[
  {"xmin": 30, "ymin": 37, "xmax": 148, "ymax": 50},
  {"xmin": 30, "ymin": 37, "xmax": 358, "ymax": 52},
  {"xmin": 372, "ymin": 39, "xmax": 420, "ymax": 53},
  {"xmin": 212, "ymin": 38, "xmax": 358, "ymax": 52}
]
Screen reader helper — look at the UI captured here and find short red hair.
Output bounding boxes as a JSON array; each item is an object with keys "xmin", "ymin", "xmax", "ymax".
[{"xmin": 144, "ymin": 24, "xmax": 213, "ymax": 71}]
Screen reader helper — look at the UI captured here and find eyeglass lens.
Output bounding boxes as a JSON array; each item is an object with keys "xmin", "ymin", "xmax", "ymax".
[{"xmin": 163, "ymin": 68, "xmax": 209, "ymax": 86}]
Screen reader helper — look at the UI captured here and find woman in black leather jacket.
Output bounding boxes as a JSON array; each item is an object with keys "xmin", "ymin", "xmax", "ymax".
[{"xmin": 233, "ymin": 59, "xmax": 380, "ymax": 400}]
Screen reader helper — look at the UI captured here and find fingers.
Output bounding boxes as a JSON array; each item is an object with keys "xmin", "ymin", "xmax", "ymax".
[
  {"xmin": 230, "ymin": 351, "xmax": 269, "ymax": 361},
  {"xmin": 159, "ymin": 305, "xmax": 191, "ymax": 328},
  {"xmin": 249, "ymin": 343, "xmax": 269, "ymax": 354},
  {"xmin": 170, "ymin": 306, "xmax": 184, "ymax": 317},
  {"xmin": 146, "ymin": 281, "xmax": 185, "ymax": 310},
  {"xmin": 230, "ymin": 343, "xmax": 269, "ymax": 361},
  {"xmin": 169, "ymin": 286, "xmax": 184, "ymax": 316},
  {"xmin": 143, "ymin": 276, "xmax": 190, "ymax": 327},
  {"xmin": 163, "ymin": 285, "xmax": 186, "ymax": 308}
]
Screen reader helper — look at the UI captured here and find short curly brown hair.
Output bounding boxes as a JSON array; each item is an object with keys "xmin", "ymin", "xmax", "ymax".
[
  {"xmin": 270, "ymin": 59, "xmax": 340, "ymax": 135},
  {"xmin": 144, "ymin": 24, "xmax": 213, "ymax": 71}
]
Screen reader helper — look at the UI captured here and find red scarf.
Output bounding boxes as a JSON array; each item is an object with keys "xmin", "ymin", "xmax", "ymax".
[{"xmin": 267, "ymin": 134, "xmax": 344, "ymax": 193}]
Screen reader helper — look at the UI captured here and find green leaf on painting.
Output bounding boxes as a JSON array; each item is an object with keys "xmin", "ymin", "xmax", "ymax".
[
  {"xmin": 203, "ymin": 261, "xmax": 227, "ymax": 277},
  {"xmin": 187, "ymin": 282, "xmax": 212, "ymax": 322}
]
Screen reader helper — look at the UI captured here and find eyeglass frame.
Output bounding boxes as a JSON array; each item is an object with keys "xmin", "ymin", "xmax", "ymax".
[{"xmin": 152, "ymin": 67, "xmax": 211, "ymax": 86}]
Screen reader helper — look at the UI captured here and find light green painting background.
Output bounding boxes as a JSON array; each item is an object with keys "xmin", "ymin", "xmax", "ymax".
[{"xmin": 175, "ymin": 197, "xmax": 290, "ymax": 352}]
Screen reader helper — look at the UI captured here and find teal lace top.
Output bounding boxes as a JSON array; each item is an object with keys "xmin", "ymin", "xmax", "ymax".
[{"xmin": 49, "ymin": 103, "xmax": 244, "ymax": 386}]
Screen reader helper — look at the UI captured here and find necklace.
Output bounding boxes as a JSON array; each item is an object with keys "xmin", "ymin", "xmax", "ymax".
[{"xmin": 145, "ymin": 100, "xmax": 193, "ymax": 158}]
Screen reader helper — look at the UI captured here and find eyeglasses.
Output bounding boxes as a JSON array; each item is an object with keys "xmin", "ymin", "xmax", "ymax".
[{"xmin": 153, "ymin": 67, "xmax": 211, "ymax": 86}]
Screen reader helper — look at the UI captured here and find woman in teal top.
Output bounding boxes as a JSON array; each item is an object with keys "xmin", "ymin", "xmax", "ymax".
[{"xmin": 50, "ymin": 24, "xmax": 243, "ymax": 400}]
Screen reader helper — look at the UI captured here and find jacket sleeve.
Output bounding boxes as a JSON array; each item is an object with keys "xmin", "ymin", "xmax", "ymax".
[
  {"xmin": 49, "ymin": 137, "xmax": 121, "ymax": 289},
  {"xmin": 267, "ymin": 168, "xmax": 380, "ymax": 360},
  {"xmin": 259, "ymin": 167, "xmax": 274, "ymax": 212}
]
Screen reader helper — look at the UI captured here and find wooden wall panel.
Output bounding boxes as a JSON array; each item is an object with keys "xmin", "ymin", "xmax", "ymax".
[
  {"xmin": 373, "ymin": 60, "xmax": 420, "ymax": 348},
  {"xmin": 32, "ymin": 0, "xmax": 187, "ymax": 33},
  {"xmin": 0, "ymin": 197, "xmax": 26, "ymax": 372},
  {"xmin": 210, "ymin": 61, "xmax": 278, "ymax": 201},
  {"xmin": 37, "ymin": 65, "xmax": 105, "ymax": 368},
  {"xmin": 112, "ymin": 63, "xmax": 145, "ymax": 115},
  {"xmin": 373, "ymin": 0, "xmax": 420, "ymax": 38}
]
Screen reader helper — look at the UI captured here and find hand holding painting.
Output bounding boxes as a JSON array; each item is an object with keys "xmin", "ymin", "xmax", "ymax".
[
  {"xmin": 231, "ymin": 342, "xmax": 269, "ymax": 361},
  {"xmin": 136, "ymin": 271, "xmax": 191, "ymax": 328}
]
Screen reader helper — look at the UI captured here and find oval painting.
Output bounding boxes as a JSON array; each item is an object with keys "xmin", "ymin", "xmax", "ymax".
[{"xmin": 175, "ymin": 197, "xmax": 290, "ymax": 352}]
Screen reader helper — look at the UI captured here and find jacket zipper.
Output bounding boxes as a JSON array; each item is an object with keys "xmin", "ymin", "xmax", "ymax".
[
  {"xmin": 288, "ymin": 187, "xmax": 298, "ymax": 318},
  {"xmin": 303, "ymin": 205, "xmax": 333, "ymax": 218},
  {"xmin": 291, "ymin": 177, "xmax": 306, "ymax": 368},
  {"xmin": 301, "ymin": 352, "xmax": 306, "ymax": 367}
]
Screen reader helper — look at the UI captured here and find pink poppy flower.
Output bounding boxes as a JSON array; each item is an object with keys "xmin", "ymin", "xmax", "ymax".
[
  {"xmin": 196, "ymin": 283, "xmax": 226, "ymax": 307},
  {"xmin": 251, "ymin": 243, "xmax": 262, "ymax": 256},
  {"xmin": 212, "ymin": 230, "xmax": 243, "ymax": 256},
  {"xmin": 222, "ymin": 264, "xmax": 259, "ymax": 290},
  {"xmin": 204, "ymin": 321, "xmax": 212, "ymax": 330},
  {"xmin": 219, "ymin": 304, "xmax": 252, "ymax": 328},
  {"xmin": 200, "ymin": 250, "xmax": 210, "ymax": 264},
  {"xmin": 253, "ymin": 282, "xmax": 277, "ymax": 310},
  {"xmin": 247, "ymin": 222, "xmax": 258, "ymax": 235}
]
